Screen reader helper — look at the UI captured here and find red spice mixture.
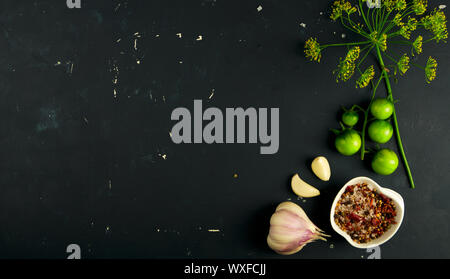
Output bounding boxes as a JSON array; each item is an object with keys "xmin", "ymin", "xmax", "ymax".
[{"xmin": 334, "ymin": 183, "xmax": 397, "ymax": 244}]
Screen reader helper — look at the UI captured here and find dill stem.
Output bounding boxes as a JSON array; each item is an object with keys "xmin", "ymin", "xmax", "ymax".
[{"xmin": 375, "ymin": 45, "xmax": 416, "ymax": 189}]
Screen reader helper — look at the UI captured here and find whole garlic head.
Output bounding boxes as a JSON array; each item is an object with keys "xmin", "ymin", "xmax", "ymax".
[{"xmin": 267, "ymin": 202, "xmax": 329, "ymax": 255}]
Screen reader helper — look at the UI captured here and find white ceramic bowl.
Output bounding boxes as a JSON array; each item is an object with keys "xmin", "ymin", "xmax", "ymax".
[{"xmin": 330, "ymin": 176, "xmax": 404, "ymax": 249}]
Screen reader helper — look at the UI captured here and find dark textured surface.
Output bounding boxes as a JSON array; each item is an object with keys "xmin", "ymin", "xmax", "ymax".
[{"xmin": 0, "ymin": 0, "xmax": 449, "ymax": 258}]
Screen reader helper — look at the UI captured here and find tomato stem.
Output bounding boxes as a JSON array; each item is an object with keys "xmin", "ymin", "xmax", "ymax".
[{"xmin": 375, "ymin": 45, "xmax": 416, "ymax": 189}]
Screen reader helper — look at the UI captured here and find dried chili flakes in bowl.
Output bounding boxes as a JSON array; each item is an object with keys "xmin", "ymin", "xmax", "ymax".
[{"xmin": 334, "ymin": 183, "xmax": 397, "ymax": 244}]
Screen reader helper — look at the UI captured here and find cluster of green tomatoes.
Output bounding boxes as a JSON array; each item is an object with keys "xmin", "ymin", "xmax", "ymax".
[{"xmin": 334, "ymin": 98, "xmax": 399, "ymax": 176}]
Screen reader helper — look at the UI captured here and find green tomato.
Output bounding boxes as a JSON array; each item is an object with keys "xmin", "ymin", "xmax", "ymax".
[
  {"xmin": 342, "ymin": 111, "xmax": 359, "ymax": 126},
  {"xmin": 368, "ymin": 120, "xmax": 394, "ymax": 144},
  {"xmin": 335, "ymin": 129, "xmax": 362, "ymax": 156},
  {"xmin": 370, "ymin": 98, "xmax": 394, "ymax": 120},
  {"xmin": 372, "ymin": 149, "xmax": 399, "ymax": 175}
]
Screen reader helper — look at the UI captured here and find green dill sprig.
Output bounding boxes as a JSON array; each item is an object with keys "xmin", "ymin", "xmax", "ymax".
[{"xmin": 303, "ymin": 0, "xmax": 448, "ymax": 189}]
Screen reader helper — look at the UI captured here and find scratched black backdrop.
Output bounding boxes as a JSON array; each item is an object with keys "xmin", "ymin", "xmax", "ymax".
[{"xmin": 0, "ymin": 0, "xmax": 449, "ymax": 258}]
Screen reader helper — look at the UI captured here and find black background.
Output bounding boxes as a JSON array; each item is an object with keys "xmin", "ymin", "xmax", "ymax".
[{"xmin": 0, "ymin": 0, "xmax": 449, "ymax": 259}]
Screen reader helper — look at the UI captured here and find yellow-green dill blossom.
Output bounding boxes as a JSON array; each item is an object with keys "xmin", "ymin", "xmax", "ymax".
[
  {"xmin": 369, "ymin": 32, "xmax": 387, "ymax": 51},
  {"xmin": 425, "ymin": 56, "xmax": 437, "ymax": 83},
  {"xmin": 330, "ymin": 0, "xmax": 357, "ymax": 21},
  {"xmin": 384, "ymin": 0, "xmax": 406, "ymax": 12},
  {"xmin": 422, "ymin": 9, "xmax": 448, "ymax": 43},
  {"xmin": 369, "ymin": 31, "xmax": 378, "ymax": 42},
  {"xmin": 393, "ymin": 13, "xmax": 404, "ymax": 27},
  {"xmin": 304, "ymin": 38, "xmax": 322, "ymax": 62},
  {"xmin": 395, "ymin": 0, "xmax": 407, "ymax": 11},
  {"xmin": 399, "ymin": 25, "xmax": 411, "ymax": 39},
  {"xmin": 412, "ymin": 36, "xmax": 423, "ymax": 55},
  {"xmin": 397, "ymin": 17, "xmax": 417, "ymax": 40},
  {"xmin": 397, "ymin": 54, "xmax": 410, "ymax": 75},
  {"xmin": 345, "ymin": 46, "xmax": 360, "ymax": 62},
  {"xmin": 407, "ymin": 17, "xmax": 418, "ymax": 31},
  {"xmin": 356, "ymin": 65, "xmax": 375, "ymax": 88},
  {"xmin": 336, "ymin": 47, "xmax": 360, "ymax": 82},
  {"xmin": 379, "ymin": 33, "xmax": 387, "ymax": 51},
  {"xmin": 412, "ymin": 0, "xmax": 427, "ymax": 16}
]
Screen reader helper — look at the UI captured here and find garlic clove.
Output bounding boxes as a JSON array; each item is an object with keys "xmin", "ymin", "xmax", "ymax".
[
  {"xmin": 291, "ymin": 174, "xmax": 320, "ymax": 198},
  {"xmin": 311, "ymin": 156, "xmax": 331, "ymax": 181}
]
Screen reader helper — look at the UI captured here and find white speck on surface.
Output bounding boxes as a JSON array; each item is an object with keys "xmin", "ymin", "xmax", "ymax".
[
  {"xmin": 176, "ymin": 33, "xmax": 182, "ymax": 38},
  {"xmin": 257, "ymin": 5, "xmax": 263, "ymax": 12},
  {"xmin": 196, "ymin": 35, "xmax": 203, "ymax": 41},
  {"xmin": 155, "ymin": 34, "xmax": 160, "ymax": 37},
  {"xmin": 341, "ymin": 33, "xmax": 346, "ymax": 39},
  {"xmin": 113, "ymin": 89, "xmax": 117, "ymax": 98},
  {"xmin": 208, "ymin": 89, "xmax": 215, "ymax": 99},
  {"xmin": 54, "ymin": 61, "xmax": 61, "ymax": 66},
  {"xmin": 179, "ymin": 60, "xmax": 183, "ymax": 64},
  {"xmin": 108, "ymin": 180, "xmax": 112, "ymax": 190},
  {"xmin": 208, "ymin": 229, "xmax": 220, "ymax": 232},
  {"xmin": 329, "ymin": 244, "xmax": 335, "ymax": 249},
  {"xmin": 116, "ymin": 38, "xmax": 121, "ymax": 43},
  {"xmin": 319, "ymin": 11, "xmax": 323, "ymax": 15},
  {"xmin": 300, "ymin": 23, "xmax": 307, "ymax": 28},
  {"xmin": 439, "ymin": 5, "xmax": 446, "ymax": 9},
  {"xmin": 136, "ymin": 60, "xmax": 141, "ymax": 64},
  {"xmin": 134, "ymin": 39, "xmax": 138, "ymax": 50}
]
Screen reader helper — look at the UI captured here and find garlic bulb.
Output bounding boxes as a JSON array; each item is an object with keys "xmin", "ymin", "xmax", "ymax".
[{"xmin": 267, "ymin": 202, "xmax": 329, "ymax": 255}]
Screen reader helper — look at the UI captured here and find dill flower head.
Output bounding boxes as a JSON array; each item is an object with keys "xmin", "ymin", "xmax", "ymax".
[
  {"xmin": 412, "ymin": 36, "xmax": 423, "ymax": 55},
  {"xmin": 369, "ymin": 31, "xmax": 387, "ymax": 51},
  {"xmin": 384, "ymin": 0, "xmax": 406, "ymax": 12},
  {"xmin": 379, "ymin": 33, "xmax": 387, "ymax": 51},
  {"xmin": 407, "ymin": 17, "xmax": 418, "ymax": 32},
  {"xmin": 422, "ymin": 9, "xmax": 448, "ymax": 43},
  {"xmin": 335, "ymin": 47, "xmax": 360, "ymax": 82},
  {"xmin": 304, "ymin": 38, "xmax": 322, "ymax": 62},
  {"xmin": 425, "ymin": 56, "xmax": 437, "ymax": 83},
  {"xmin": 330, "ymin": 0, "xmax": 357, "ymax": 21},
  {"xmin": 399, "ymin": 25, "xmax": 411, "ymax": 39},
  {"xmin": 356, "ymin": 65, "xmax": 375, "ymax": 88},
  {"xmin": 412, "ymin": 0, "xmax": 427, "ymax": 16},
  {"xmin": 398, "ymin": 17, "xmax": 417, "ymax": 40},
  {"xmin": 345, "ymin": 46, "xmax": 360, "ymax": 62},
  {"xmin": 393, "ymin": 13, "xmax": 404, "ymax": 26},
  {"xmin": 397, "ymin": 54, "xmax": 410, "ymax": 75},
  {"xmin": 395, "ymin": 0, "xmax": 407, "ymax": 11}
]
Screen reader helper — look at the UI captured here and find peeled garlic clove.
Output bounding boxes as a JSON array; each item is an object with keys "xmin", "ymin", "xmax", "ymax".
[
  {"xmin": 267, "ymin": 201, "xmax": 329, "ymax": 255},
  {"xmin": 291, "ymin": 174, "xmax": 320, "ymax": 198},
  {"xmin": 311, "ymin": 156, "xmax": 331, "ymax": 181}
]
